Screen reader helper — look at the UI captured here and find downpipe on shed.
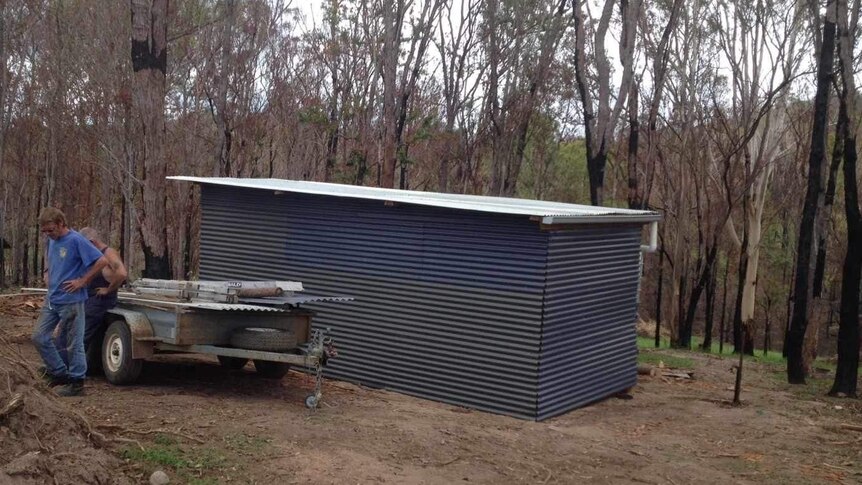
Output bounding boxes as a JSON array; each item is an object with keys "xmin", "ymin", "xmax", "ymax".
[{"xmin": 640, "ymin": 221, "xmax": 658, "ymax": 253}]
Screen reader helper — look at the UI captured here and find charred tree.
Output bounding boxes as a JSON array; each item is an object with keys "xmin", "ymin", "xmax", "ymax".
[
  {"xmin": 829, "ymin": 0, "xmax": 860, "ymax": 397},
  {"xmin": 787, "ymin": 0, "xmax": 836, "ymax": 384},
  {"xmin": 679, "ymin": 246, "xmax": 718, "ymax": 348},
  {"xmin": 701, "ymin": 260, "xmax": 718, "ymax": 350},
  {"xmin": 573, "ymin": 0, "xmax": 639, "ymax": 206},
  {"xmin": 131, "ymin": 0, "xmax": 170, "ymax": 279},
  {"xmin": 719, "ymin": 259, "xmax": 730, "ymax": 354},
  {"xmin": 655, "ymin": 249, "xmax": 664, "ymax": 348}
]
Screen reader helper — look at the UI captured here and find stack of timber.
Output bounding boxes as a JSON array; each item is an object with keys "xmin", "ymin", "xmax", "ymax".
[{"xmin": 130, "ymin": 279, "xmax": 304, "ymax": 304}]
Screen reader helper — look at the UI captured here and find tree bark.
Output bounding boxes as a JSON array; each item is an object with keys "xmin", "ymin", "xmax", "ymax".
[
  {"xmin": 679, "ymin": 245, "xmax": 718, "ymax": 348},
  {"xmin": 829, "ymin": 0, "xmax": 860, "ymax": 397},
  {"xmin": 733, "ymin": 240, "xmax": 754, "ymax": 354},
  {"xmin": 380, "ymin": 0, "xmax": 401, "ymax": 188},
  {"xmin": 702, "ymin": 259, "xmax": 717, "ymax": 350},
  {"xmin": 655, "ymin": 250, "xmax": 664, "ymax": 348},
  {"xmin": 323, "ymin": 0, "xmax": 341, "ymax": 183},
  {"xmin": 719, "ymin": 258, "xmax": 730, "ymax": 354},
  {"xmin": 787, "ymin": 0, "xmax": 836, "ymax": 384},
  {"xmin": 131, "ymin": 0, "xmax": 170, "ymax": 279},
  {"xmin": 573, "ymin": 0, "xmax": 639, "ymax": 206},
  {"xmin": 812, "ymin": 100, "xmax": 844, "ymax": 297},
  {"xmin": 626, "ymin": 81, "xmax": 640, "ymax": 209},
  {"xmin": 214, "ymin": 0, "xmax": 236, "ymax": 177}
]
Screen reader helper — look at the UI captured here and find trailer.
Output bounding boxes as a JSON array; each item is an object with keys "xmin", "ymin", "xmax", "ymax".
[{"xmin": 29, "ymin": 280, "xmax": 345, "ymax": 408}]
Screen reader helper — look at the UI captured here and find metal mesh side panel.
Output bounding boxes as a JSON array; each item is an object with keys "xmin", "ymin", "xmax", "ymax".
[
  {"xmin": 537, "ymin": 227, "xmax": 642, "ymax": 420},
  {"xmin": 199, "ymin": 186, "xmax": 547, "ymax": 418}
]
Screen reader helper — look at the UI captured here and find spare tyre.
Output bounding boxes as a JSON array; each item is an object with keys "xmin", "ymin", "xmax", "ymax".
[{"xmin": 230, "ymin": 327, "xmax": 297, "ymax": 352}]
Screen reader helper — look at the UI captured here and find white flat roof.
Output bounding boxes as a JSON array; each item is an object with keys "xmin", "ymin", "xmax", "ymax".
[{"xmin": 168, "ymin": 176, "xmax": 661, "ymax": 225}]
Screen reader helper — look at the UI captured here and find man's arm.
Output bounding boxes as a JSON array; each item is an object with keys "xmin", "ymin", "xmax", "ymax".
[
  {"xmin": 96, "ymin": 248, "xmax": 128, "ymax": 296},
  {"xmin": 61, "ymin": 256, "xmax": 108, "ymax": 293}
]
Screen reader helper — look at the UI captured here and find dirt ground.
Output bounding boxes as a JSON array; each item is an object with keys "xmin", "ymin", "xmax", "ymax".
[{"xmin": 1, "ymin": 303, "xmax": 861, "ymax": 484}]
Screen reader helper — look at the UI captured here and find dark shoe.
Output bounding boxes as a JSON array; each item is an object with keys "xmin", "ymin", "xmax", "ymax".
[
  {"xmin": 55, "ymin": 380, "xmax": 84, "ymax": 397},
  {"xmin": 40, "ymin": 370, "xmax": 70, "ymax": 387}
]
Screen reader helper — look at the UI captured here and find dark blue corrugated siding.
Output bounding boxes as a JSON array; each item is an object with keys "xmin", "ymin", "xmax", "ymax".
[
  {"xmin": 199, "ymin": 186, "xmax": 547, "ymax": 419},
  {"xmin": 537, "ymin": 227, "xmax": 642, "ymax": 420}
]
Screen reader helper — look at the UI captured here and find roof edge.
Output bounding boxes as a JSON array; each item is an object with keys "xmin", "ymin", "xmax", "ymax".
[{"xmin": 169, "ymin": 176, "xmax": 662, "ymax": 224}]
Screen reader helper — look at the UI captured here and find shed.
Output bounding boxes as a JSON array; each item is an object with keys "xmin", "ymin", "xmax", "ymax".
[{"xmin": 170, "ymin": 176, "xmax": 661, "ymax": 420}]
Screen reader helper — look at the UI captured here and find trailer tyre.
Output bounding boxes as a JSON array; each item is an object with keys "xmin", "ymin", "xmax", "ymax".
[
  {"xmin": 253, "ymin": 360, "xmax": 291, "ymax": 379},
  {"xmin": 230, "ymin": 327, "xmax": 297, "ymax": 352},
  {"xmin": 102, "ymin": 321, "xmax": 143, "ymax": 385}
]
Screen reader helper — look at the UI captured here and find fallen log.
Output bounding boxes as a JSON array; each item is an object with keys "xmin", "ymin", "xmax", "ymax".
[
  {"xmin": 637, "ymin": 365, "xmax": 693, "ymax": 379},
  {"xmin": 637, "ymin": 365, "xmax": 657, "ymax": 376},
  {"xmin": 661, "ymin": 371, "xmax": 694, "ymax": 379}
]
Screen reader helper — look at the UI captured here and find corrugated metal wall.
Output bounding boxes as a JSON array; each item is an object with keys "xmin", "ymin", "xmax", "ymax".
[
  {"xmin": 537, "ymin": 227, "xmax": 642, "ymax": 420},
  {"xmin": 200, "ymin": 186, "xmax": 548, "ymax": 419}
]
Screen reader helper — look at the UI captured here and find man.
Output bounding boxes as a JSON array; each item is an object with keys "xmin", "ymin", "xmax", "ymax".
[
  {"xmin": 56, "ymin": 227, "xmax": 127, "ymax": 365},
  {"xmin": 33, "ymin": 208, "xmax": 107, "ymax": 397}
]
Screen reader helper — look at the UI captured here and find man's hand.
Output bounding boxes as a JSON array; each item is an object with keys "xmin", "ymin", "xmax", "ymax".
[
  {"xmin": 95, "ymin": 287, "xmax": 112, "ymax": 296},
  {"xmin": 62, "ymin": 278, "xmax": 86, "ymax": 292}
]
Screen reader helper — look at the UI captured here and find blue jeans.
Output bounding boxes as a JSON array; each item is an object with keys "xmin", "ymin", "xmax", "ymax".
[
  {"xmin": 33, "ymin": 301, "xmax": 86, "ymax": 380},
  {"xmin": 56, "ymin": 295, "xmax": 116, "ymax": 365}
]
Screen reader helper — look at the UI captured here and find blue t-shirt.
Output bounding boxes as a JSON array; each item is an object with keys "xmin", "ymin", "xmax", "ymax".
[{"xmin": 46, "ymin": 230, "xmax": 104, "ymax": 305}]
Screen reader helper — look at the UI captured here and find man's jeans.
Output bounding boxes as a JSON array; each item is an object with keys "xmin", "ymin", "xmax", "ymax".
[
  {"xmin": 56, "ymin": 295, "xmax": 116, "ymax": 365},
  {"xmin": 32, "ymin": 301, "xmax": 86, "ymax": 380}
]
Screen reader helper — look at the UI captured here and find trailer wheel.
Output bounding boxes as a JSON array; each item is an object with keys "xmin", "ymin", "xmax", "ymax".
[
  {"xmin": 102, "ymin": 321, "xmax": 143, "ymax": 385},
  {"xmin": 230, "ymin": 327, "xmax": 297, "ymax": 352},
  {"xmin": 253, "ymin": 360, "xmax": 291, "ymax": 379},
  {"xmin": 217, "ymin": 356, "xmax": 248, "ymax": 370}
]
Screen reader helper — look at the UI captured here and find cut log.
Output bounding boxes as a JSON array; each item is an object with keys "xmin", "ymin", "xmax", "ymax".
[
  {"xmin": 637, "ymin": 365, "xmax": 657, "ymax": 376},
  {"xmin": 661, "ymin": 371, "xmax": 694, "ymax": 379}
]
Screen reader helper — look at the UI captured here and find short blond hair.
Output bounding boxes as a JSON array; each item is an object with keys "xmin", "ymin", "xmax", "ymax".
[{"xmin": 38, "ymin": 207, "xmax": 67, "ymax": 226}]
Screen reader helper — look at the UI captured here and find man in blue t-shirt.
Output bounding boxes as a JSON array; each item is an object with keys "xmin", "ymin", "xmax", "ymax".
[{"xmin": 33, "ymin": 207, "xmax": 107, "ymax": 397}]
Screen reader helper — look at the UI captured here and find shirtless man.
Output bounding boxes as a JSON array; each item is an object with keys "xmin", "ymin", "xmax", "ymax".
[{"xmin": 56, "ymin": 227, "xmax": 128, "ymax": 366}]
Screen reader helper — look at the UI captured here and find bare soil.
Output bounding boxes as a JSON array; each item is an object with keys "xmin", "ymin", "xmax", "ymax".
[{"xmin": 1, "ymin": 302, "xmax": 860, "ymax": 484}]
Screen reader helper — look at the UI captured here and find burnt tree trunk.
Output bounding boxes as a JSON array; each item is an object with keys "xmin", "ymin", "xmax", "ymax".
[
  {"xmin": 787, "ymin": 2, "xmax": 836, "ymax": 383},
  {"xmin": 830, "ymin": 3, "xmax": 860, "ymax": 396},
  {"xmin": 679, "ymin": 246, "xmax": 718, "ymax": 348},
  {"xmin": 719, "ymin": 257, "xmax": 730, "ymax": 353},
  {"xmin": 131, "ymin": 0, "xmax": 170, "ymax": 279},
  {"xmin": 812, "ymin": 100, "xmax": 845, "ymax": 298},
  {"xmin": 655, "ymin": 249, "xmax": 664, "ymax": 348},
  {"xmin": 627, "ymin": 81, "xmax": 641, "ymax": 209},
  {"xmin": 831, "ymin": 124, "xmax": 861, "ymax": 395},
  {"xmin": 702, "ymin": 260, "xmax": 717, "ymax": 350}
]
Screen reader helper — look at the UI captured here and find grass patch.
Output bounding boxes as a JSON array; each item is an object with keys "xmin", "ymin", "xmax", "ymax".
[
  {"xmin": 639, "ymin": 336, "xmax": 787, "ymax": 366},
  {"xmin": 121, "ymin": 434, "xmax": 229, "ymax": 483},
  {"xmin": 224, "ymin": 433, "xmax": 272, "ymax": 456},
  {"xmin": 637, "ymin": 351, "xmax": 695, "ymax": 369}
]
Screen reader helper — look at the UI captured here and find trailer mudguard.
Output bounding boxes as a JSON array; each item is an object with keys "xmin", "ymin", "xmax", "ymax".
[{"xmin": 105, "ymin": 308, "xmax": 155, "ymax": 359}]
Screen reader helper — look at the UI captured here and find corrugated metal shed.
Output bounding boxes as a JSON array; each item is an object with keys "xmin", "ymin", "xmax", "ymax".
[{"xmin": 174, "ymin": 177, "xmax": 658, "ymax": 420}]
